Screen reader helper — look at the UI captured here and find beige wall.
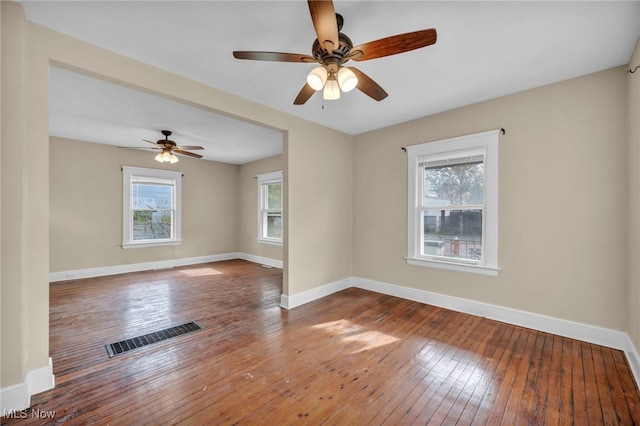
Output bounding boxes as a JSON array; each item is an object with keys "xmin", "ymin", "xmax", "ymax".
[
  {"xmin": 287, "ymin": 126, "xmax": 354, "ymax": 294},
  {"xmin": 1, "ymin": 2, "xmax": 354, "ymax": 392},
  {"xmin": 238, "ymin": 155, "xmax": 284, "ymax": 262},
  {"xmin": 629, "ymin": 36, "xmax": 640, "ymax": 352},
  {"xmin": 50, "ymin": 137, "xmax": 240, "ymax": 272},
  {"xmin": 353, "ymin": 67, "xmax": 629, "ymax": 331},
  {"xmin": 1, "ymin": 0, "xmax": 28, "ymax": 387}
]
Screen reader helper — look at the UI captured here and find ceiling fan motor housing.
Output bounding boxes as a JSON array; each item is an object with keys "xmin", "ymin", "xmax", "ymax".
[
  {"xmin": 159, "ymin": 129, "xmax": 176, "ymax": 146},
  {"xmin": 312, "ymin": 32, "xmax": 353, "ymax": 75}
]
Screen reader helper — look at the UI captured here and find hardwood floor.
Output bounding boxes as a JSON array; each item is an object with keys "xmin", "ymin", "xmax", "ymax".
[{"xmin": 3, "ymin": 259, "xmax": 640, "ymax": 424}]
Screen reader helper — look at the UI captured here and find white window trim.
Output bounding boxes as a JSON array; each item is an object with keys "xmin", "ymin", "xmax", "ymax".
[
  {"xmin": 122, "ymin": 166, "xmax": 182, "ymax": 249},
  {"xmin": 257, "ymin": 170, "xmax": 283, "ymax": 246},
  {"xmin": 406, "ymin": 130, "xmax": 500, "ymax": 276}
]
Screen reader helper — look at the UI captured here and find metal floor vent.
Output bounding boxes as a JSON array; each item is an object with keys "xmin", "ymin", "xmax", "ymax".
[{"xmin": 105, "ymin": 321, "xmax": 202, "ymax": 357}]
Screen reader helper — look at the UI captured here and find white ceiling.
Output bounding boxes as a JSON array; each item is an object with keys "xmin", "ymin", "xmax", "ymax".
[
  {"xmin": 49, "ymin": 66, "xmax": 283, "ymax": 164},
  {"xmin": 20, "ymin": 1, "xmax": 640, "ymax": 163}
]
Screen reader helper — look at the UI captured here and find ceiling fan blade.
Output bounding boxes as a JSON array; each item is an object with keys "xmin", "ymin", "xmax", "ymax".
[
  {"xmin": 176, "ymin": 145, "xmax": 204, "ymax": 150},
  {"xmin": 233, "ymin": 51, "xmax": 315, "ymax": 63},
  {"xmin": 143, "ymin": 139, "xmax": 160, "ymax": 146},
  {"xmin": 293, "ymin": 83, "xmax": 316, "ymax": 105},
  {"xmin": 174, "ymin": 149, "xmax": 203, "ymax": 159},
  {"xmin": 349, "ymin": 67, "xmax": 388, "ymax": 101},
  {"xmin": 347, "ymin": 28, "xmax": 437, "ymax": 62},
  {"xmin": 117, "ymin": 146, "xmax": 159, "ymax": 150},
  {"xmin": 308, "ymin": 0, "xmax": 339, "ymax": 52}
]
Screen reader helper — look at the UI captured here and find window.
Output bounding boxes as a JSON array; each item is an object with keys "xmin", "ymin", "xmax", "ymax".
[
  {"xmin": 406, "ymin": 130, "xmax": 499, "ymax": 276},
  {"xmin": 257, "ymin": 171, "xmax": 283, "ymax": 245},
  {"xmin": 122, "ymin": 166, "xmax": 182, "ymax": 249}
]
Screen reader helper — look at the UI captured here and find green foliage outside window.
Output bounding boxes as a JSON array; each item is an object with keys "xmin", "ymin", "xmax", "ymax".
[{"xmin": 133, "ymin": 210, "xmax": 172, "ymax": 240}]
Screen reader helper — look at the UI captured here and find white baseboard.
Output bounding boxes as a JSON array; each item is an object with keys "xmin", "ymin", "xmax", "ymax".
[
  {"xmin": 26, "ymin": 357, "xmax": 55, "ymax": 395},
  {"xmin": 1, "ymin": 358, "xmax": 54, "ymax": 413},
  {"xmin": 236, "ymin": 253, "xmax": 283, "ymax": 269},
  {"xmin": 49, "ymin": 253, "xmax": 282, "ymax": 282},
  {"xmin": 281, "ymin": 275, "xmax": 640, "ymax": 388},
  {"xmin": 0, "ymin": 382, "xmax": 29, "ymax": 413},
  {"xmin": 280, "ymin": 277, "xmax": 352, "ymax": 309}
]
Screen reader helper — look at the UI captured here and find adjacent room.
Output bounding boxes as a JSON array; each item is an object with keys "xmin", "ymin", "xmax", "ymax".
[{"xmin": 2, "ymin": 0, "xmax": 640, "ymax": 423}]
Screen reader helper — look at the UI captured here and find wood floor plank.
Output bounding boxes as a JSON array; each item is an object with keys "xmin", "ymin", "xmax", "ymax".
[
  {"xmin": 295, "ymin": 301, "xmax": 445, "ymax": 424},
  {"xmin": 558, "ymin": 336, "xmax": 576, "ymax": 425},
  {"xmin": 478, "ymin": 326, "xmax": 532, "ymax": 424},
  {"xmin": 2, "ymin": 259, "xmax": 639, "ymax": 425},
  {"xmin": 571, "ymin": 338, "xmax": 591, "ymax": 425},
  {"xmin": 424, "ymin": 320, "xmax": 508, "ymax": 424},
  {"xmin": 541, "ymin": 333, "xmax": 564, "ymax": 426},
  {"xmin": 591, "ymin": 344, "xmax": 622, "ymax": 425},
  {"xmin": 599, "ymin": 346, "xmax": 636, "ymax": 424},
  {"xmin": 418, "ymin": 317, "xmax": 498, "ymax": 424},
  {"xmin": 497, "ymin": 328, "xmax": 538, "ymax": 424},
  {"xmin": 454, "ymin": 324, "xmax": 514, "ymax": 424},
  {"xmin": 611, "ymin": 348, "xmax": 640, "ymax": 423},
  {"xmin": 529, "ymin": 333, "xmax": 554, "ymax": 424},
  {"xmin": 353, "ymin": 306, "xmax": 471, "ymax": 424},
  {"xmin": 513, "ymin": 330, "xmax": 547, "ymax": 424},
  {"xmin": 380, "ymin": 313, "xmax": 482, "ymax": 424}
]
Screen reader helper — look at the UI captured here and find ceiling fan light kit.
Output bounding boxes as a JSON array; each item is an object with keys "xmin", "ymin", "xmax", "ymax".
[
  {"xmin": 323, "ymin": 79, "xmax": 341, "ymax": 100},
  {"xmin": 337, "ymin": 67, "xmax": 358, "ymax": 92},
  {"xmin": 232, "ymin": 0, "xmax": 437, "ymax": 105},
  {"xmin": 306, "ymin": 65, "xmax": 358, "ymax": 99},
  {"xmin": 307, "ymin": 66, "xmax": 328, "ymax": 90},
  {"xmin": 155, "ymin": 148, "xmax": 179, "ymax": 164}
]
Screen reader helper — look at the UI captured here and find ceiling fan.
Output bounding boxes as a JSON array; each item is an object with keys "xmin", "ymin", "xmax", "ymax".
[
  {"xmin": 139, "ymin": 130, "xmax": 204, "ymax": 163},
  {"xmin": 232, "ymin": 0, "xmax": 437, "ymax": 105}
]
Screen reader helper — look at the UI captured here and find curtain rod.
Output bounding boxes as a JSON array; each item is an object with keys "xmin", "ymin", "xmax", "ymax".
[
  {"xmin": 400, "ymin": 128, "xmax": 506, "ymax": 152},
  {"xmin": 120, "ymin": 166, "xmax": 183, "ymax": 177}
]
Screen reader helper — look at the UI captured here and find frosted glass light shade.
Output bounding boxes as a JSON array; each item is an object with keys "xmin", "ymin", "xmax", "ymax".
[
  {"xmin": 337, "ymin": 67, "xmax": 358, "ymax": 92},
  {"xmin": 155, "ymin": 149, "xmax": 179, "ymax": 163},
  {"xmin": 323, "ymin": 79, "xmax": 340, "ymax": 100},
  {"xmin": 307, "ymin": 66, "xmax": 328, "ymax": 91}
]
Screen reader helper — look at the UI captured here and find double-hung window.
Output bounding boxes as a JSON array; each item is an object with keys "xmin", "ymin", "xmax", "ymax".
[
  {"xmin": 122, "ymin": 166, "xmax": 182, "ymax": 249},
  {"xmin": 257, "ymin": 171, "xmax": 283, "ymax": 245},
  {"xmin": 406, "ymin": 130, "xmax": 499, "ymax": 276}
]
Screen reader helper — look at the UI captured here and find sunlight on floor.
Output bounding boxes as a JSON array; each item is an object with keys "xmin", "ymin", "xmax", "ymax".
[
  {"xmin": 312, "ymin": 319, "xmax": 400, "ymax": 354},
  {"xmin": 178, "ymin": 267, "xmax": 223, "ymax": 277},
  {"xmin": 413, "ymin": 343, "xmax": 492, "ymax": 399},
  {"xmin": 125, "ymin": 282, "xmax": 171, "ymax": 334}
]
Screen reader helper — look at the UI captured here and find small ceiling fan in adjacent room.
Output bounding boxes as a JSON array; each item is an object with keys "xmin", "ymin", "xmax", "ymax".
[
  {"xmin": 121, "ymin": 130, "xmax": 204, "ymax": 163},
  {"xmin": 232, "ymin": 0, "xmax": 437, "ymax": 105}
]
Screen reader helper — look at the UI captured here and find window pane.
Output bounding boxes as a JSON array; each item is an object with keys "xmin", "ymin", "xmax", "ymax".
[
  {"xmin": 266, "ymin": 183, "xmax": 282, "ymax": 210},
  {"xmin": 424, "ymin": 162, "xmax": 483, "ymax": 206},
  {"xmin": 132, "ymin": 183, "xmax": 173, "ymax": 209},
  {"xmin": 266, "ymin": 213, "xmax": 282, "ymax": 239},
  {"xmin": 133, "ymin": 210, "xmax": 172, "ymax": 240},
  {"xmin": 131, "ymin": 182, "xmax": 174, "ymax": 240},
  {"xmin": 422, "ymin": 209, "xmax": 482, "ymax": 260},
  {"xmin": 123, "ymin": 167, "xmax": 182, "ymax": 248}
]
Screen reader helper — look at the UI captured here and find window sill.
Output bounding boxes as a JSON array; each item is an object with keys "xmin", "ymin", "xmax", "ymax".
[
  {"xmin": 405, "ymin": 257, "xmax": 500, "ymax": 276},
  {"xmin": 122, "ymin": 240, "xmax": 183, "ymax": 250},
  {"xmin": 257, "ymin": 238, "xmax": 283, "ymax": 247}
]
